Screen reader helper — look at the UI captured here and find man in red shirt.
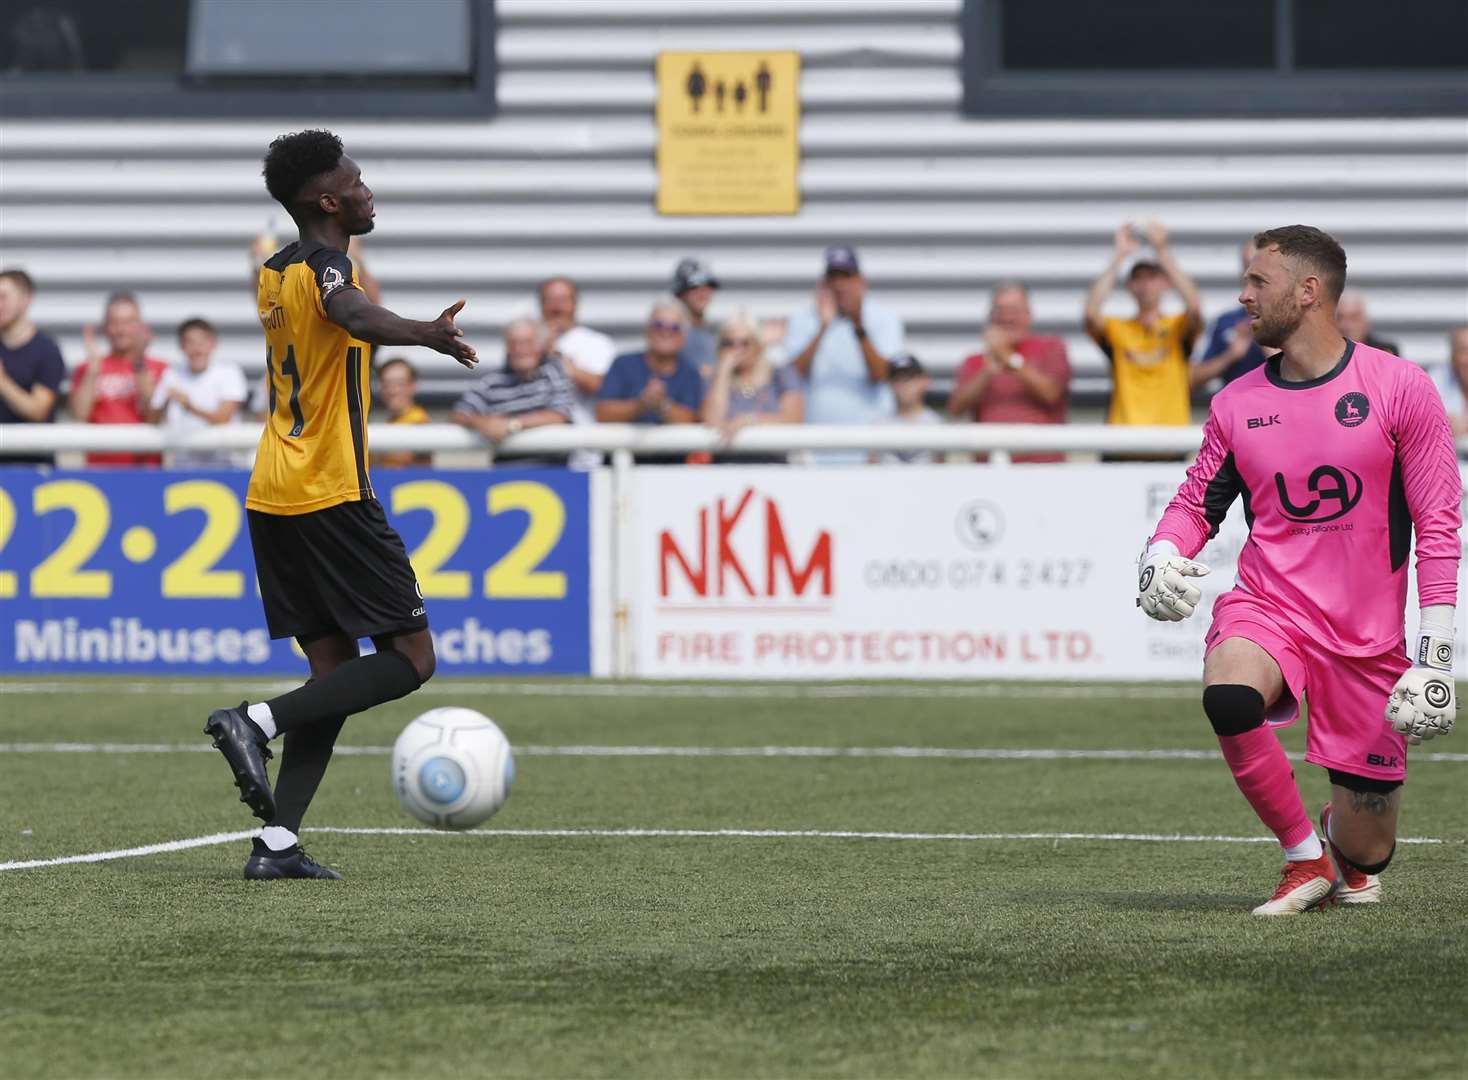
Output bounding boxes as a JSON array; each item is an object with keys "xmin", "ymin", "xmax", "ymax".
[
  {"xmin": 68, "ymin": 291, "xmax": 169, "ymax": 466},
  {"xmin": 946, "ymin": 282, "xmax": 1071, "ymax": 462}
]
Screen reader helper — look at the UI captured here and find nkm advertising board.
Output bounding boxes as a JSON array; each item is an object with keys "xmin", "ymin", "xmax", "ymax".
[
  {"xmin": 0, "ymin": 468, "xmax": 593, "ymax": 676},
  {"xmin": 631, "ymin": 464, "xmax": 1464, "ymax": 680},
  {"xmin": 633, "ymin": 464, "xmax": 1252, "ymax": 680}
]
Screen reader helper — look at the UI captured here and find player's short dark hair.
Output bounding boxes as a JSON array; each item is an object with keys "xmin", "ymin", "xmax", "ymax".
[
  {"xmin": 0, "ymin": 268, "xmax": 35, "ymax": 294},
  {"xmin": 177, "ymin": 317, "xmax": 217, "ymax": 340},
  {"xmin": 377, "ymin": 356, "xmax": 418, "ymax": 380},
  {"xmin": 263, "ymin": 129, "xmax": 345, "ymax": 206},
  {"xmin": 1252, "ymin": 225, "xmax": 1347, "ymax": 301}
]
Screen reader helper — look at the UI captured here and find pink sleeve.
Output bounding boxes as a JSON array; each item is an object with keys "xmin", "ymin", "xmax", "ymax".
[
  {"xmin": 1395, "ymin": 367, "xmax": 1462, "ymax": 606},
  {"xmin": 1151, "ymin": 407, "xmax": 1240, "ymax": 559}
]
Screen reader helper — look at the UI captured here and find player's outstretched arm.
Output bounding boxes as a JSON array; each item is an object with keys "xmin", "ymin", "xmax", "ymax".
[{"xmin": 325, "ymin": 291, "xmax": 478, "ymax": 369}]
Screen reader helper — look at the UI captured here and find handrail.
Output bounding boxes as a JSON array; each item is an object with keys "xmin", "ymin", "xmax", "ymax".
[
  {"xmin": 0, "ymin": 421, "xmax": 1212, "ymax": 456},
  {"xmin": 7, "ymin": 421, "xmax": 1468, "ymax": 458}
]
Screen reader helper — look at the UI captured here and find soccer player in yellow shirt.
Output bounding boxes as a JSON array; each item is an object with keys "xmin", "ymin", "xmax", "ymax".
[{"xmin": 203, "ymin": 129, "xmax": 477, "ymax": 879}]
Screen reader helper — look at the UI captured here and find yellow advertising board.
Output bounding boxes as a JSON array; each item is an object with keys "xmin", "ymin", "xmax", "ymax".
[{"xmin": 655, "ymin": 51, "xmax": 800, "ymax": 216}]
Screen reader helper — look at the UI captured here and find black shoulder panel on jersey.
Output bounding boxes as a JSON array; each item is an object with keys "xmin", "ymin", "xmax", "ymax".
[
  {"xmin": 303, "ymin": 245, "xmax": 358, "ymax": 308},
  {"xmin": 1203, "ymin": 451, "xmax": 1248, "ymax": 540},
  {"xmin": 1388, "ymin": 454, "xmax": 1411, "ymax": 572},
  {"xmin": 263, "ymin": 241, "xmax": 304, "ymax": 272}
]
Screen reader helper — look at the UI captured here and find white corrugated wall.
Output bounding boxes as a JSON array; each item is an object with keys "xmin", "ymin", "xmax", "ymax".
[{"xmin": 2, "ymin": 0, "xmax": 1465, "ymax": 406}]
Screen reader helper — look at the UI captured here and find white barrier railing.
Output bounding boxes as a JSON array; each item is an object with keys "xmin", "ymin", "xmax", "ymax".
[{"xmin": 0, "ymin": 421, "xmax": 1215, "ymax": 457}]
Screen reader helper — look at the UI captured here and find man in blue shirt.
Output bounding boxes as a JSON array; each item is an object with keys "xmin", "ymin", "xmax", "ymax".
[
  {"xmin": 784, "ymin": 245, "xmax": 902, "ymax": 424},
  {"xmin": 1191, "ymin": 238, "xmax": 1269, "ymax": 389},
  {"xmin": 595, "ymin": 301, "xmax": 704, "ymax": 425},
  {"xmin": 783, "ymin": 244, "xmax": 903, "ymax": 462},
  {"xmin": 0, "ymin": 269, "xmax": 67, "ymax": 465}
]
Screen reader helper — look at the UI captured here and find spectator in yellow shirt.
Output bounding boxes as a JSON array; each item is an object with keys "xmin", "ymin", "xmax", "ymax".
[
  {"xmin": 373, "ymin": 356, "xmax": 430, "ymax": 468},
  {"xmin": 1084, "ymin": 221, "xmax": 1204, "ymax": 427}
]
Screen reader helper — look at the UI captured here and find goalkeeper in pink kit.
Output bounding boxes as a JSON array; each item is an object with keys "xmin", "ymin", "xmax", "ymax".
[{"xmin": 1139, "ymin": 226, "xmax": 1460, "ymax": 915}]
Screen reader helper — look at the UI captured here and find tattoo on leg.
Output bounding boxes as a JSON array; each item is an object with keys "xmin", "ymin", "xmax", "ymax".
[{"xmin": 1349, "ymin": 790, "xmax": 1393, "ymax": 816}]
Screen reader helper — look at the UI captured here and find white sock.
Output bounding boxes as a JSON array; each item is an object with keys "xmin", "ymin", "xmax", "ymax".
[
  {"xmin": 246, "ymin": 702, "xmax": 277, "ymax": 740},
  {"xmin": 259, "ymin": 826, "xmax": 298, "ymax": 852},
  {"xmin": 1283, "ymin": 834, "xmax": 1324, "ymax": 862}
]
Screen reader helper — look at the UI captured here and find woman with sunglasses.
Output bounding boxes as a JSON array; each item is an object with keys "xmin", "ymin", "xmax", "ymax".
[{"xmin": 700, "ymin": 312, "xmax": 804, "ymax": 461}]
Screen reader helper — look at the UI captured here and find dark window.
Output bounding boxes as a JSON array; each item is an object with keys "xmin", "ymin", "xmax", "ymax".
[
  {"xmin": 962, "ymin": 0, "xmax": 1468, "ymax": 116},
  {"xmin": 0, "ymin": 0, "xmax": 188, "ymax": 77},
  {"xmin": 1001, "ymin": 0, "xmax": 1275, "ymax": 71},
  {"xmin": 0, "ymin": 0, "xmax": 496, "ymax": 117},
  {"xmin": 188, "ymin": 0, "xmax": 472, "ymax": 79},
  {"xmin": 1294, "ymin": 0, "xmax": 1468, "ymax": 70}
]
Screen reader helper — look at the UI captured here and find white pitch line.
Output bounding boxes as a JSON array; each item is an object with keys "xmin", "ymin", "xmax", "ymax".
[
  {"xmin": 1, "ymin": 741, "xmax": 1466, "ymax": 763},
  {"xmin": 0, "ymin": 830, "xmax": 257, "ymax": 872},
  {"xmin": 308, "ymin": 826, "xmax": 1451, "ymax": 846},
  {"xmin": 0, "ymin": 679, "xmax": 1203, "ymax": 701},
  {"xmin": 4, "ymin": 825, "xmax": 1454, "ymax": 874}
]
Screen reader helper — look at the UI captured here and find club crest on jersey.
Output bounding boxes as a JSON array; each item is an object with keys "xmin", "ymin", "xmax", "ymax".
[
  {"xmin": 1334, "ymin": 392, "xmax": 1370, "ymax": 428},
  {"xmin": 1275, "ymin": 465, "xmax": 1363, "ymax": 523},
  {"xmin": 321, "ymin": 266, "xmax": 346, "ymax": 297}
]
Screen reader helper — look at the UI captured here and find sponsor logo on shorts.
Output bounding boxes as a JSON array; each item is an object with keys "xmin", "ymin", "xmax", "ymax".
[
  {"xmin": 1334, "ymin": 392, "xmax": 1370, "ymax": 428},
  {"xmin": 1275, "ymin": 465, "xmax": 1363, "ymax": 524},
  {"xmin": 412, "ymin": 606, "xmax": 426, "ymax": 618},
  {"xmin": 1366, "ymin": 753, "xmax": 1400, "ymax": 769}
]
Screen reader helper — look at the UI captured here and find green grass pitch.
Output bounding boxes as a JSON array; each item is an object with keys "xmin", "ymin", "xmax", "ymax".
[{"xmin": 1, "ymin": 678, "xmax": 1464, "ymax": 1079}]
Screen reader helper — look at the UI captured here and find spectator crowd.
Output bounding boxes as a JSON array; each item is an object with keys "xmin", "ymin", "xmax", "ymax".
[{"xmin": 2, "ymin": 227, "xmax": 1464, "ymax": 468}]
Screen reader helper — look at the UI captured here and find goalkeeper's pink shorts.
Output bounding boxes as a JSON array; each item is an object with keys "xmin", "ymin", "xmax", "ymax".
[{"xmin": 1205, "ymin": 590, "xmax": 1411, "ymax": 781}]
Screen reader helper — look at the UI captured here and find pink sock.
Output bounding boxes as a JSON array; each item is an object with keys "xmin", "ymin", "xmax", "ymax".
[{"xmin": 1217, "ymin": 727, "xmax": 1314, "ymax": 851}]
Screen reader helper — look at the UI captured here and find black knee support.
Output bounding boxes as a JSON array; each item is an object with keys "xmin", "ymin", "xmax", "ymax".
[{"xmin": 1203, "ymin": 684, "xmax": 1266, "ymax": 737}]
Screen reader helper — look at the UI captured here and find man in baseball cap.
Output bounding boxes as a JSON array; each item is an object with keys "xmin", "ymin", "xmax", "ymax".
[
  {"xmin": 783, "ymin": 242, "xmax": 906, "ymax": 461},
  {"xmin": 823, "ymin": 245, "xmax": 860, "ymax": 275},
  {"xmin": 672, "ymin": 257, "xmax": 721, "ymax": 375},
  {"xmin": 885, "ymin": 351, "xmax": 942, "ymax": 463}
]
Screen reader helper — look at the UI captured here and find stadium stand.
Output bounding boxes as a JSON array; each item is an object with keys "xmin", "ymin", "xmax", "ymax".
[{"xmin": 2, "ymin": 0, "xmax": 1465, "ymax": 414}]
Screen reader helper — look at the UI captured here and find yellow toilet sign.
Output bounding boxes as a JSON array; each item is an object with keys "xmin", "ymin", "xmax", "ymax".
[{"xmin": 655, "ymin": 51, "xmax": 800, "ymax": 216}]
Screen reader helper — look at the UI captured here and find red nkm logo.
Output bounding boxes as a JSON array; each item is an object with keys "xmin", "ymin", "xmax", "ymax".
[{"xmin": 659, "ymin": 489, "xmax": 833, "ymax": 599}]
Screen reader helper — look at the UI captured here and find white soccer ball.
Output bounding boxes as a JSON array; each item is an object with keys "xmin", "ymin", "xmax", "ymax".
[{"xmin": 392, "ymin": 707, "xmax": 515, "ymax": 829}]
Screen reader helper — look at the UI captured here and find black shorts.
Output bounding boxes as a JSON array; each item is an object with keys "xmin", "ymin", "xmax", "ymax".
[{"xmin": 248, "ymin": 498, "xmax": 427, "ymax": 642}]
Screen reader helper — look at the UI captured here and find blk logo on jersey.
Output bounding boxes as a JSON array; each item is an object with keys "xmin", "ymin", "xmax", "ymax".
[
  {"xmin": 1335, "ymin": 392, "xmax": 1370, "ymax": 428},
  {"xmin": 1246, "ymin": 415, "xmax": 1281, "ymax": 430},
  {"xmin": 1275, "ymin": 465, "xmax": 1363, "ymax": 523}
]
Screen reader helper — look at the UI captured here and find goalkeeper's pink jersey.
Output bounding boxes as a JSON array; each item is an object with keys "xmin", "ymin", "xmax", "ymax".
[{"xmin": 1153, "ymin": 341, "xmax": 1461, "ymax": 656}]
